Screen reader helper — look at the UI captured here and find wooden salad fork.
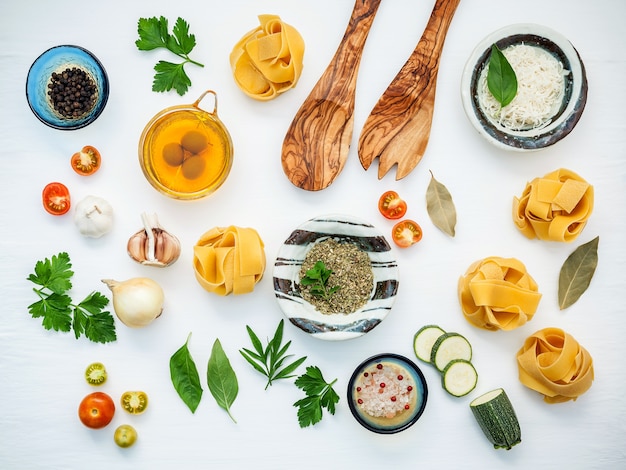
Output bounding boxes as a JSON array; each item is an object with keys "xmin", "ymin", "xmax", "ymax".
[
  {"xmin": 281, "ymin": 0, "xmax": 382, "ymax": 191},
  {"xmin": 358, "ymin": 0, "xmax": 461, "ymax": 180}
]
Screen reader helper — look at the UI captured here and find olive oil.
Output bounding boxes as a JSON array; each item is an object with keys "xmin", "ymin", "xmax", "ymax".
[{"xmin": 140, "ymin": 91, "xmax": 233, "ymax": 199}]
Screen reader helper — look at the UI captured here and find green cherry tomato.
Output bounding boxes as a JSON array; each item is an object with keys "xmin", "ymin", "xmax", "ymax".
[
  {"xmin": 120, "ymin": 391, "xmax": 149, "ymax": 415},
  {"xmin": 114, "ymin": 424, "xmax": 138, "ymax": 448},
  {"xmin": 85, "ymin": 362, "xmax": 107, "ymax": 386}
]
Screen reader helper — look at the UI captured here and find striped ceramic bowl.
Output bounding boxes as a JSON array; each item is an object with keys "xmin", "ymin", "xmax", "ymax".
[{"xmin": 273, "ymin": 214, "xmax": 399, "ymax": 341}]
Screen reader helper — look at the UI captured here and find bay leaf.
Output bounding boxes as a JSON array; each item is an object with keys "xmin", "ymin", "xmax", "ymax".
[
  {"xmin": 558, "ymin": 236, "xmax": 599, "ymax": 310},
  {"xmin": 426, "ymin": 171, "xmax": 457, "ymax": 237},
  {"xmin": 170, "ymin": 332, "xmax": 203, "ymax": 413},
  {"xmin": 207, "ymin": 338, "xmax": 239, "ymax": 423}
]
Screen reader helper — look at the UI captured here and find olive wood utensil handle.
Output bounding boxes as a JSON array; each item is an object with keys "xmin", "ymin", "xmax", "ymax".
[
  {"xmin": 281, "ymin": 0, "xmax": 382, "ymax": 191},
  {"xmin": 358, "ymin": 0, "xmax": 460, "ymax": 180}
]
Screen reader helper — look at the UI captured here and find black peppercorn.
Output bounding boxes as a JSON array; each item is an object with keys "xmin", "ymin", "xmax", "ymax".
[{"xmin": 47, "ymin": 67, "xmax": 97, "ymax": 118}]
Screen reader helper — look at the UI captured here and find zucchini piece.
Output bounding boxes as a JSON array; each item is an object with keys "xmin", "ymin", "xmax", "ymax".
[
  {"xmin": 441, "ymin": 359, "xmax": 477, "ymax": 397},
  {"xmin": 413, "ymin": 325, "xmax": 446, "ymax": 363},
  {"xmin": 470, "ymin": 388, "xmax": 521, "ymax": 450},
  {"xmin": 430, "ymin": 332, "xmax": 472, "ymax": 372}
]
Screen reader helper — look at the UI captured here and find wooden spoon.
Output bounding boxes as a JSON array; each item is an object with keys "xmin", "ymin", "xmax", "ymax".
[
  {"xmin": 281, "ymin": 0, "xmax": 382, "ymax": 191},
  {"xmin": 358, "ymin": 0, "xmax": 460, "ymax": 180}
]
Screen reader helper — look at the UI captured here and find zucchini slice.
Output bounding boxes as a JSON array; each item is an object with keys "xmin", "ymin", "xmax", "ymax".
[
  {"xmin": 442, "ymin": 359, "xmax": 478, "ymax": 397},
  {"xmin": 470, "ymin": 388, "xmax": 521, "ymax": 450},
  {"xmin": 430, "ymin": 332, "xmax": 473, "ymax": 372},
  {"xmin": 413, "ymin": 325, "xmax": 446, "ymax": 363}
]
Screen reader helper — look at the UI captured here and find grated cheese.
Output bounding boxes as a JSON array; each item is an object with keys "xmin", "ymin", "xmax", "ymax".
[{"xmin": 478, "ymin": 43, "xmax": 569, "ymax": 131}]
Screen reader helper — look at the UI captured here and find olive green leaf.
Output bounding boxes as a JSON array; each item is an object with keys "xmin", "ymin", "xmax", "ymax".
[
  {"xmin": 487, "ymin": 44, "xmax": 518, "ymax": 107},
  {"xmin": 170, "ymin": 332, "xmax": 203, "ymax": 413},
  {"xmin": 426, "ymin": 171, "xmax": 457, "ymax": 237},
  {"xmin": 207, "ymin": 339, "xmax": 239, "ymax": 423},
  {"xmin": 558, "ymin": 236, "xmax": 599, "ymax": 310}
]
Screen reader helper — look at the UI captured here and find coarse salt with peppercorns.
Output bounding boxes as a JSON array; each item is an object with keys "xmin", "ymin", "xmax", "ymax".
[{"xmin": 355, "ymin": 363, "xmax": 415, "ymax": 419}]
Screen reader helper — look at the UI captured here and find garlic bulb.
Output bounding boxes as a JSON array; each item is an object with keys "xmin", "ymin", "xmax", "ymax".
[
  {"xmin": 102, "ymin": 277, "xmax": 164, "ymax": 328},
  {"xmin": 127, "ymin": 213, "xmax": 181, "ymax": 267},
  {"xmin": 74, "ymin": 195, "xmax": 114, "ymax": 238}
]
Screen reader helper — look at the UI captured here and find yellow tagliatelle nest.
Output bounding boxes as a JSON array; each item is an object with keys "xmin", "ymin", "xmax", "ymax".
[
  {"xmin": 517, "ymin": 327, "xmax": 594, "ymax": 403},
  {"xmin": 458, "ymin": 257, "xmax": 542, "ymax": 331},
  {"xmin": 193, "ymin": 226, "xmax": 266, "ymax": 295},
  {"xmin": 513, "ymin": 168, "xmax": 594, "ymax": 242},
  {"xmin": 230, "ymin": 14, "xmax": 305, "ymax": 101}
]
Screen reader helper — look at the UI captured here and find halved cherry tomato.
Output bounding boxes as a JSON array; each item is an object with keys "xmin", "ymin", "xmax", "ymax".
[
  {"xmin": 78, "ymin": 392, "xmax": 115, "ymax": 429},
  {"xmin": 71, "ymin": 145, "xmax": 101, "ymax": 176},
  {"xmin": 392, "ymin": 220, "xmax": 422, "ymax": 248},
  {"xmin": 378, "ymin": 191, "xmax": 407, "ymax": 220},
  {"xmin": 42, "ymin": 182, "xmax": 70, "ymax": 216},
  {"xmin": 84, "ymin": 362, "xmax": 107, "ymax": 386},
  {"xmin": 120, "ymin": 391, "xmax": 148, "ymax": 415}
]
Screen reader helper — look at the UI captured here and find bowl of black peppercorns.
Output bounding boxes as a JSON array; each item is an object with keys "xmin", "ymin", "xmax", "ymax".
[{"xmin": 26, "ymin": 45, "xmax": 109, "ymax": 130}]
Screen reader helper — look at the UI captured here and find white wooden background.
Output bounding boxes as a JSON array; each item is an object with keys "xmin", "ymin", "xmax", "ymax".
[{"xmin": 1, "ymin": 1, "xmax": 624, "ymax": 468}]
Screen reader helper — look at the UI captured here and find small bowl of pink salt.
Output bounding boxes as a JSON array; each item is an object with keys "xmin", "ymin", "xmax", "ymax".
[{"xmin": 347, "ymin": 353, "xmax": 428, "ymax": 434}]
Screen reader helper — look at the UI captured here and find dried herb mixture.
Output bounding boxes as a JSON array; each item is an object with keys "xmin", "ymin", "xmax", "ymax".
[{"xmin": 299, "ymin": 238, "xmax": 373, "ymax": 315}]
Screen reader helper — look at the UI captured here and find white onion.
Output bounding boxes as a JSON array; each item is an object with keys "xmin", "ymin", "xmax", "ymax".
[{"xmin": 102, "ymin": 277, "xmax": 164, "ymax": 328}]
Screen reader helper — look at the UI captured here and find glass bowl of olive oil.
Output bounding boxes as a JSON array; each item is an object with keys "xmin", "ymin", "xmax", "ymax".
[{"xmin": 138, "ymin": 90, "xmax": 233, "ymax": 200}]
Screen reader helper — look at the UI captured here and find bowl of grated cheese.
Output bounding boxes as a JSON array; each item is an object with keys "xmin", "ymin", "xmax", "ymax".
[{"xmin": 461, "ymin": 24, "xmax": 587, "ymax": 151}]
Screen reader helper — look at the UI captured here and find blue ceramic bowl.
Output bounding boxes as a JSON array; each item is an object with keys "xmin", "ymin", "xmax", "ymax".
[
  {"xmin": 347, "ymin": 353, "xmax": 428, "ymax": 434},
  {"xmin": 26, "ymin": 45, "xmax": 109, "ymax": 130}
]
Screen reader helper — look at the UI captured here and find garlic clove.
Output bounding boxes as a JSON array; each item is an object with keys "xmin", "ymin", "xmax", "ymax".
[{"xmin": 127, "ymin": 213, "xmax": 181, "ymax": 267}]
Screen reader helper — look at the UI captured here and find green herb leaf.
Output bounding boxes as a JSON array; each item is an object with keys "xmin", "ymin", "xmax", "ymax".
[
  {"xmin": 293, "ymin": 366, "xmax": 339, "ymax": 428},
  {"xmin": 207, "ymin": 339, "xmax": 238, "ymax": 423},
  {"xmin": 135, "ymin": 16, "xmax": 204, "ymax": 96},
  {"xmin": 426, "ymin": 170, "xmax": 457, "ymax": 237},
  {"xmin": 26, "ymin": 253, "xmax": 116, "ymax": 343},
  {"xmin": 558, "ymin": 236, "xmax": 599, "ymax": 310},
  {"xmin": 152, "ymin": 61, "xmax": 192, "ymax": 95},
  {"xmin": 300, "ymin": 261, "xmax": 340, "ymax": 299},
  {"xmin": 170, "ymin": 333, "xmax": 203, "ymax": 413},
  {"xmin": 487, "ymin": 44, "xmax": 518, "ymax": 107},
  {"xmin": 135, "ymin": 16, "xmax": 169, "ymax": 51},
  {"xmin": 240, "ymin": 320, "xmax": 307, "ymax": 390}
]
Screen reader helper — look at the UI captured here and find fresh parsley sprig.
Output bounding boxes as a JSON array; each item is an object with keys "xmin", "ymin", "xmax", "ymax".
[
  {"xmin": 135, "ymin": 16, "xmax": 204, "ymax": 96},
  {"xmin": 27, "ymin": 252, "xmax": 116, "ymax": 344},
  {"xmin": 300, "ymin": 261, "xmax": 340, "ymax": 299},
  {"xmin": 240, "ymin": 320, "xmax": 307, "ymax": 390},
  {"xmin": 293, "ymin": 366, "xmax": 339, "ymax": 428}
]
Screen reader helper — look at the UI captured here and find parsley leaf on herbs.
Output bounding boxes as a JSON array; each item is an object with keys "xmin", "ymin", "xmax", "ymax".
[
  {"xmin": 487, "ymin": 43, "xmax": 518, "ymax": 107},
  {"xmin": 135, "ymin": 16, "xmax": 204, "ymax": 96},
  {"xmin": 240, "ymin": 319, "xmax": 307, "ymax": 390},
  {"xmin": 300, "ymin": 261, "xmax": 340, "ymax": 299},
  {"xmin": 293, "ymin": 366, "xmax": 339, "ymax": 428},
  {"xmin": 27, "ymin": 252, "xmax": 116, "ymax": 344}
]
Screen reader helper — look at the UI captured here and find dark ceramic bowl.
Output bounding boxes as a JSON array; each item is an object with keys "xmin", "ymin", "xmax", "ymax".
[
  {"xmin": 26, "ymin": 45, "xmax": 109, "ymax": 130},
  {"xmin": 461, "ymin": 24, "xmax": 587, "ymax": 151},
  {"xmin": 347, "ymin": 353, "xmax": 428, "ymax": 434}
]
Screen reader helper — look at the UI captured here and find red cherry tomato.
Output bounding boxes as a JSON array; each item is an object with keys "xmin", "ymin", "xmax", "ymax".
[
  {"xmin": 42, "ymin": 182, "xmax": 71, "ymax": 216},
  {"xmin": 391, "ymin": 220, "xmax": 422, "ymax": 248},
  {"xmin": 78, "ymin": 392, "xmax": 115, "ymax": 429},
  {"xmin": 378, "ymin": 191, "xmax": 407, "ymax": 219},
  {"xmin": 71, "ymin": 145, "xmax": 101, "ymax": 176}
]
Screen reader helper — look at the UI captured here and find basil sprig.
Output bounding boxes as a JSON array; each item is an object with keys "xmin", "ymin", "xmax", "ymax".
[
  {"xmin": 169, "ymin": 333, "xmax": 203, "ymax": 413},
  {"xmin": 207, "ymin": 339, "xmax": 239, "ymax": 423},
  {"xmin": 487, "ymin": 44, "xmax": 518, "ymax": 107}
]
